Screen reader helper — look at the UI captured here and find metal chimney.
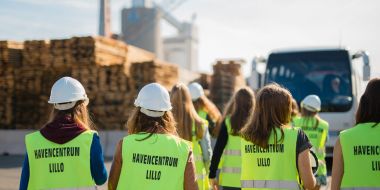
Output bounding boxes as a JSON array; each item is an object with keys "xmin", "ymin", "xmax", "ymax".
[{"xmin": 99, "ymin": 0, "xmax": 112, "ymax": 37}]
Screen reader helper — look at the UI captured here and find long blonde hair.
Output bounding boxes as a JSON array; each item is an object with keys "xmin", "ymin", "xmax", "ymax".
[
  {"xmin": 171, "ymin": 84, "xmax": 205, "ymax": 141},
  {"xmin": 240, "ymin": 84, "xmax": 292, "ymax": 148},
  {"xmin": 48, "ymin": 100, "xmax": 95, "ymax": 130},
  {"xmin": 193, "ymin": 96, "xmax": 221, "ymax": 122},
  {"xmin": 127, "ymin": 108, "xmax": 177, "ymax": 140}
]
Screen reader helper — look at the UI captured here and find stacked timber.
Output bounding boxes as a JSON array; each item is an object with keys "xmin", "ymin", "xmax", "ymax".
[
  {"xmin": 70, "ymin": 36, "xmax": 128, "ymax": 66},
  {"xmin": 22, "ymin": 40, "xmax": 51, "ymax": 67},
  {"xmin": 130, "ymin": 60, "xmax": 178, "ymax": 91},
  {"xmin": 11, "ymin": 36, "xmax": 132, "ymax": 129},
  {"xmin": 69, "ymin": 37, "xmax": 130, "ymax": 129},
  {"xmin": 0, "ymin": 41, "xmax": 23, "ymax": 128},
  {"xmin": 50, "ymin": 39, "xmax": 73, "ymax": 68},
  {"xmin": 1, "ymin": 36, "xmax": 182, "ymax": 130},
  {"xmin": 210, "ymin": 60, "xmax": 246, "ymax": 111},
  {"xmin": 13, "ymin": 40, "xmax": 50, "ymax": 129},
  {"xmin": 0, "ymin": 41, "xmax": 23, "ymax": 67},
  {"xmin": 91, "ymin": 65, "xmax": 133, "ymax": 129}
]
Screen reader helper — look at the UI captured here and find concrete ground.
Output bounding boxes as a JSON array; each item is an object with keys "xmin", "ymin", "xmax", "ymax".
[{"xmin": 0, "ymin": 156, "xmax": 331, "ymax": 190}]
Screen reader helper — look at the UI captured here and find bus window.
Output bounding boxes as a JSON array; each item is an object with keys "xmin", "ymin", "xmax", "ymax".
[{"xmin": 265, "ymin": 50, "xmax": 353, "ymax": 112}]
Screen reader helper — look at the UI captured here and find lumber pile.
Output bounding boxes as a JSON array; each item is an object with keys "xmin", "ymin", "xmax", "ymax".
[
  {"xmin": 0, "ymin": 41, "xmax": 23, "ymax": 67},
  {"xmin": 0, "ymin": 41, "xmax": 23, "ymax": 128},
  {"xmin": 22, "ymin": 40, "xmax": 51, "ymax": 67},
  {"xmin": 70, "ymin": 36, "xmax": 128, "ymax": 66},
  {"xmin": 130, "ymin": 60, "xmax": 178, "ymax": 91},
  {"xmin": 75, "ymin": 64, "xmax": 132, "ymax": 129},
  {"xmin": 210, "ymin": 60, "xmax": 246, "ymax": 111},
  {"xmin": 0, "ymin": 36, "xmax": 181, "ymax": 130},
  {"xmin": 8, "ymin": 36, "xmax": 132, "ymax": 129}
]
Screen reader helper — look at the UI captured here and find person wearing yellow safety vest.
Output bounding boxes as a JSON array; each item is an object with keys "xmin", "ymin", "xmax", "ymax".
[
  {"xmin": 19, "ymin": 77, "xmax": 107, "ymax": 190},
  {"xmin": 171, "ymin": 84, "xmax": 213, "ymax": 190},
  {"xmin": 209, "ymin": 87, "xmax": 256, "ymax": 190},
  {"xmin": 189, "ymin": 82, "xmax": 222, "ymax": 137},
  {"xmin": 331, "ymin": 78, "xmax": 380, "ymax": 189},
  {"xmin": 108, "ymin": 83, "xmax": 198, "ymax": 190},
  {"xmin": 240, "ymin": 83, "xmax": 318, "ymax": 190},
  {"xmin": 293, "ymin": 95, "xmax": 329, "ymax": 189}
]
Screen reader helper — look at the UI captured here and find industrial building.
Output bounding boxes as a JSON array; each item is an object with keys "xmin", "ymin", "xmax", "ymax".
[{"xmin": 99, "ymin": 0, "xmax": 199, "ymax": 71}]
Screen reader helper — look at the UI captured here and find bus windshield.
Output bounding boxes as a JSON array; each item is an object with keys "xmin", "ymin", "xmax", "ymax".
[{"xmin": 265, "ymin": 50, "xmax": 353, "ymax": 112}]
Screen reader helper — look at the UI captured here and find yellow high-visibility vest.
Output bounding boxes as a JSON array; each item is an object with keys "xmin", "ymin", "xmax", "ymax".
[
  {"xmin": 340, "ymin": 122, "xmax": 380, "ymax": 189},
  {"xmin": 25, "ymin": 130, "xmax": 96, "ymax": 190},
  {"xmin": 219, "ymin": 116, "xmax": 242, "ymax": 188},
  {"xmin": 192, "ymin": 122, "xmax": 210, "ymax": 190},
  {"xmin": 198, "ymin": 109, "xmax": 208, "ymax": 121},
  {"xmin": 293, "ymin": 117, "xmax": 329, "ymax": 176},
  {"xmin": 117, "ymin": 133, "xmax": 191, "ymax": 190},
  {"xmin": 241, "ymin": 127, "xmax": 301, "ymax": 190}
]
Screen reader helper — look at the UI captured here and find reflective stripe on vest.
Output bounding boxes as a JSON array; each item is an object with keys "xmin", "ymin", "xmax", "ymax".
[
  {"xmin": 25, "ymin": 130, "xmax": 96, "ymax": 190},
  {"xmin": 221, "ymin": 167, "xmax": 241, "ymax": 174},
  {"xmin": 340, "ymin": 123, "xmax": 380, "ymax": 189},
  {"xmin": 118, "ymin": 133, "xmax": 190, "ymax": 190},
  {"xmin": 241, "ymin": 127, "xmax": 301, "ymax": 190},
  {"xmin": 219, "ymin": 116, "xmax": 242, "ymax": 188},
  {"xmin": 293, "ymin": 117, "xmax": 329, "ymax": 176},
  {"xmin": 197, "ymin": 174, "xmax": 206, "ymax": 180},
  {"xmin": 241, "ymin": 180, "xmax": 301, "ymax": 190},
  {"xmin": 194, "ymin": 155, "xmax": 203, "ymax": 162},
  {"xmin": 192, "ymin": 122, "xmax": 210, "ymax": 190},
  {"xmin": 224, "ymin": 149, "xmax": 241, "ymax": 156}
]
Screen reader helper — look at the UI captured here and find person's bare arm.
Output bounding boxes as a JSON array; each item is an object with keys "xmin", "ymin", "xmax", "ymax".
[
  {"xmin": 108, "ymin": 140, "xmax": 123, "ymax": 190},
  {"xmin": 184, "ymin": 151, "xmax": 199, "ymax": 190},
  {"xmin": 298, "ymin": 149, "xmax": 317, "ymax": 190},
  {"xmin": 331, "ymin": 138, "xmax": 343, "ymax": 190}
]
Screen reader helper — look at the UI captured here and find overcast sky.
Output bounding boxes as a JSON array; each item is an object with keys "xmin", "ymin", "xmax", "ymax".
[{"xmin": 1, "ymin": 0, "xmax": 379, "ymax": 76}]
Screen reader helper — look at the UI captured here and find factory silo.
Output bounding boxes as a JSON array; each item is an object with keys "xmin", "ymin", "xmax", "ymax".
[{"xmin": 121, "ymin": 0, "xmax": 163, "ymax": 58}]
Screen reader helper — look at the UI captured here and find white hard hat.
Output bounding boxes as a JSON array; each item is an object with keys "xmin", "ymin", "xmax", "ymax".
[
  {"xmin": 134, "ymin": 83, "xmax": 172, "ymax": 117},
  {"xmin": 48, "ymin": 77, "xmax": 89, "ymax": 110},
  {"xmin": 301, "ymin": 95, "xmax": 321, "ymax": 112},
  {"xmin": 188, "ymin": 82, "xmax": 204, "ymax": 101}
]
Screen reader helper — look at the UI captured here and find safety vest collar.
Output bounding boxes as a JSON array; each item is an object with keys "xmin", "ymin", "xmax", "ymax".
[{"xmin": 241, "ymin": 180, "xmax": 301, "ymax": 190}]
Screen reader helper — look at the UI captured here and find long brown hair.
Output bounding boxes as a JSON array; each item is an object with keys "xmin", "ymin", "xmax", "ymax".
[
  {"xmin": 48, "ymin": 100, "xmax": 95, "ymax": 130},
  {"xmin": 171, "ymin": 84, "xmax": 205, "ymax": 141},
  {"xmin": 127, "ymin": 108, "xmax": 177, "ymax": 138},
  {"xmin": 193, "ymin": 96, "xmax": 221, "ymax": 122},
  {"xmin": 221, "ymin": 87, "xmax": 255, "ymax": 136},
  {"xmin": 240, "ymin": 83, "xmax": 292, "ymax": 148},
  {"xmin": 356, "ymin": 78, "xmax": 380, "ymax": 125}
]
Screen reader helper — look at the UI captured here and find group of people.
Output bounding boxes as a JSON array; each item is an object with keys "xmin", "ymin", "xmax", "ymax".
[{"xmin": 19, "ymin": 76, "xmax": 380, "ymax": 190}]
